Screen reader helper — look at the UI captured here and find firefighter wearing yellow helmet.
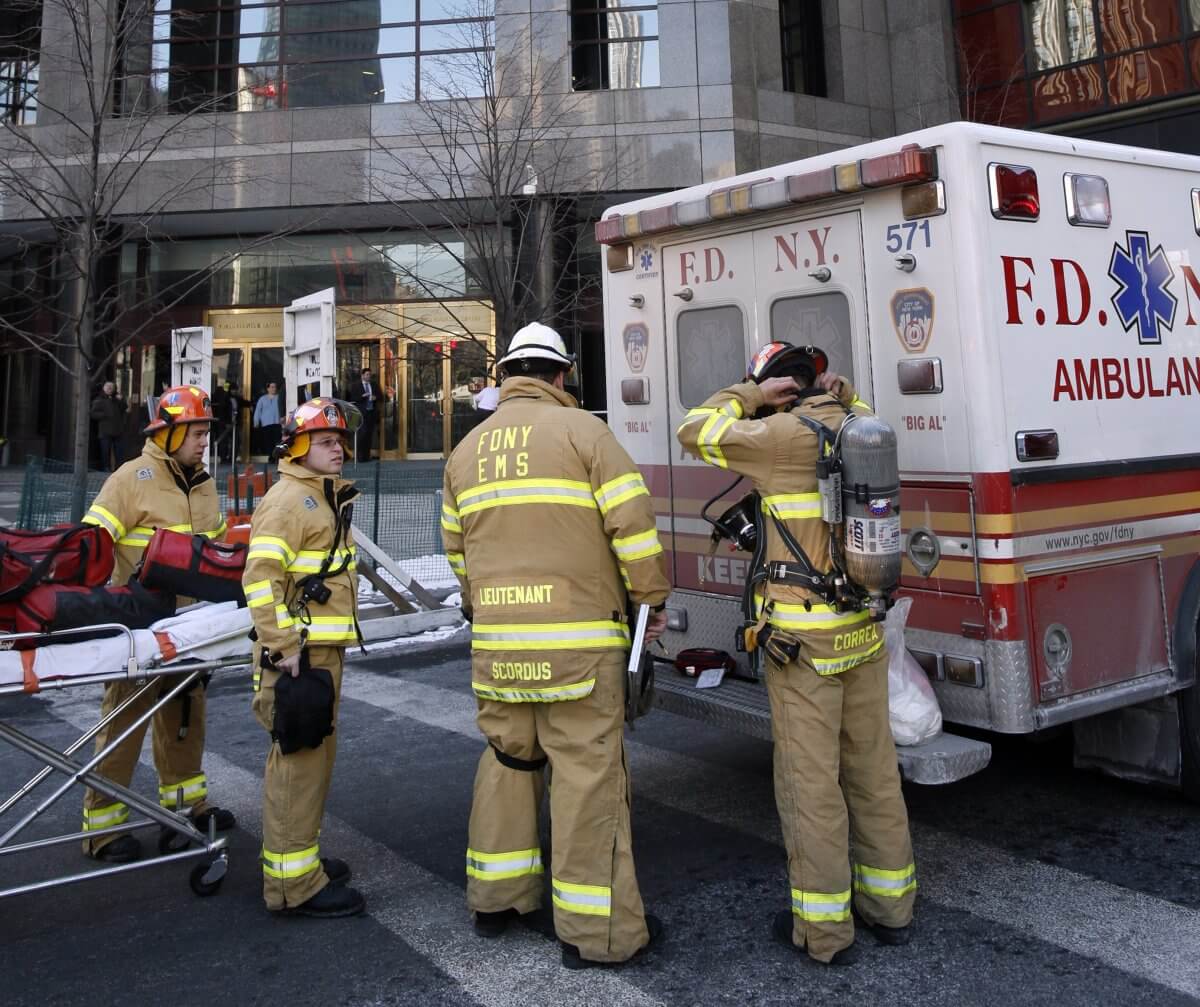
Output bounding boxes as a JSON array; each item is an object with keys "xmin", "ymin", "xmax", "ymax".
[
  {"xmin": 676, "ymin": 343, "xmax": 915, "ymax": 965},
  {"xmin": 443, "ymin": 322, "xmax": 671, "ymax": 967},
  {"xmin": 80, "ymin": 384, "xmax": 234, "ymax": 863},
  {"xmin": 243, "ymin": 397, "xmax": 366, "ymax": 917}
]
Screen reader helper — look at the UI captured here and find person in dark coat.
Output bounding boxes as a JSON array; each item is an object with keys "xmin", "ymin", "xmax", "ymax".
[
  {"xmin": 91, "ymin": 381, "xmax": 126, "ymax": 471},
  {"xmin": 349, "ymin": 368, "xmax": 382, "ymax": 460}
]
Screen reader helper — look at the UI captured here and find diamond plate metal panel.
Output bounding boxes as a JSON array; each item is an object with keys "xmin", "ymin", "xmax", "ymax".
[
  {"xmin": 661, "ymin": 589, "xmax": 755, "ymax": 677},
  {"xmin": 909, "ymin": 630, "xmax": 1036, "ymax": 733}
]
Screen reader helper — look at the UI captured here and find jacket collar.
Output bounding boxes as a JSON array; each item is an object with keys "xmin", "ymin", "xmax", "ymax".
[
  {"xmin": 498, "ymin": 376, "xmax": 578, "ymax": 410},
  {"xmin": 141, "ymin": 440, "xmax": 206, "ymax": 487},
  {"xmin": 278, "ymin": 459, "xmax": 357, "ymax": 504}
]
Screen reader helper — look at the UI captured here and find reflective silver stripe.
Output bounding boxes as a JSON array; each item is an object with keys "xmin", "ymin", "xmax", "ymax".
[
  {"xmin": 472, "ymin": 679, "xmax": 596, "ymax": 703},
  {"xmin": 853, "ymin": 863, "xmax": 917, "ymax": 896},
  {"xmin": 82, "ymin": 803, "xmax": 128, "ymax": 830},
  {"xmin": 459, "ymin": 483, "xmax": 598, "ymax": 512},
  {"xmin": 471, "ymin": 622, "xmax": 629, "ymax": 650},
  {"xmin": 594, "ymin": 473, "xmax": 650, "ymax": 514},
  {"xmin": 790, "ymin": 888, "xmax": 852, "ymax": 921},
  {"xmin": 465, "ymin": 848, "xmax": 544, "ymax": 880},
  {"xmin": 552, "ymin": 878, "xmax": 612, "ymax": 917}
]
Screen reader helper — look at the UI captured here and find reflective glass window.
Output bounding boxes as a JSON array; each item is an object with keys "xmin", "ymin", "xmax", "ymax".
[
  {"xmin": 676, "ymin": 306, "xmax": 746, "ymax": 408},
  {"xmin": 570, "ymin": 0, "xmax": 658, "ymax": 90}
]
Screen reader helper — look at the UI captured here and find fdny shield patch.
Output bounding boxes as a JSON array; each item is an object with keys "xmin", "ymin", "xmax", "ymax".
[
  {"xmin": 136, "ymin": 467, "xmax": 153, "ymax": 481},
  {"xmin": 303, "ymin": 496, "xmax": 318, "ymax": 511},
  {"xmin": 623, "ymin": 323, "xmax": 649, "ymax": 373},
  {"xmin": 891, "ymin": 288, "xmax": 934, "ymax": 353}
]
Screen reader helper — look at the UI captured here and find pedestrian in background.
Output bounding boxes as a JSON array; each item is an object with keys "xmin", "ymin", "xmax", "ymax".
[
  {"xmin": 253, "ymin": 381, "xmax": 283, "ymax": 457},
  {"xmin": 349, "ymin": 368, "xmax": 381, "ymax": 460},
  {"xmin": 122, "ymin": 393, "xmax": 145, "ymax": 460},
  {"xmin": 90, "ymin": 381, "xmax": 126, "ymax": 471}
]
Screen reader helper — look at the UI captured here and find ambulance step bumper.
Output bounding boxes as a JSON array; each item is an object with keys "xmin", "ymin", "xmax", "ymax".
[{"xmin": 652, "ymin": 673, "xmax": 991, "ymax": 785}]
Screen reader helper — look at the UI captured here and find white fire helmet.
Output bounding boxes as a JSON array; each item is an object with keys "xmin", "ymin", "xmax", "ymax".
[{"xmin": 497, "ymin": 322, "xmax": 577, "ymax": 378}]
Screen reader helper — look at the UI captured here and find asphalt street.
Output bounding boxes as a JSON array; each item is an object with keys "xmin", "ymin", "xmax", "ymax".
[{"xmin": 2, "ymin": 631, "xmax": 1199, "ymax": 1007}]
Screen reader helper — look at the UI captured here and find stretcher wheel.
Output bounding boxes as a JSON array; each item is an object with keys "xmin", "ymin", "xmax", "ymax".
[{"xmin": 189, "ymin": 859, "xmax": 227, "ymax": 897}]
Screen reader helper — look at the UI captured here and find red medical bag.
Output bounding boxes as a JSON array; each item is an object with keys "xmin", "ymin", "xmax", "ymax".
[
  {"xmin": 137, "ymin": 529, "xmax": 248, "ymax": 605},
  {"xmin": 0, "ymin": 524, "xmax": 114, "ymax": 603}
]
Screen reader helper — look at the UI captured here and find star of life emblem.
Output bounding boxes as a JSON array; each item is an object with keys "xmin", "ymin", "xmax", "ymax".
[{"xmin": 1108, "ymin": 230, "xmax": 1176, "ymax": 345}]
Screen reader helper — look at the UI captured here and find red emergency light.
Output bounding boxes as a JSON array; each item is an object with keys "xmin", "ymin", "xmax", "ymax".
[
  {"xmin": 989, "ymin": 163, "xmax": 1040, "ymax": 221},
  {"xmin": 860, "ymin": 145, "xmax": 937, "ymax": 188}
]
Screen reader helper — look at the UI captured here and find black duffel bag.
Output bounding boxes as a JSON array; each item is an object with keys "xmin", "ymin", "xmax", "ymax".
[
  {"xmin": 271, "ymin": 650, "xmax": 336, "ymax": 754},
  {"xmin": 14, "ymin": 580, "xmax": 177, "ymax": 646}
]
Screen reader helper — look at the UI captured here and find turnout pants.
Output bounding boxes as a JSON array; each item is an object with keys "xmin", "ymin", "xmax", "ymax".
[
  {"xmin": 252, "ymin": 645, "xmax": 344, "ymax": 911},
  {"xmin": 467, "ymin": 656, "xmax": 649, "ymax": 963},
  {"xmin": 81, "ymin": 678, "xmax": 211, "ymax": 854},
  {"xmin": 766, "ymin": 646, "xmax": 916, "ymax": 962}
]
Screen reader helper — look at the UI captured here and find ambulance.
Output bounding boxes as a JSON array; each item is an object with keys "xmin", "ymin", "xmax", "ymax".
[{"xmin": 596, "ymin": 122, "xmax": 1200, "ymax": 794}]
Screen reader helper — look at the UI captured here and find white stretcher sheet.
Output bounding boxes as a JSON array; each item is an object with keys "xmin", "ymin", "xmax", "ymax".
[{"xmin": 0, "ymin": 603, "xmax": 253, "ymax": 690}]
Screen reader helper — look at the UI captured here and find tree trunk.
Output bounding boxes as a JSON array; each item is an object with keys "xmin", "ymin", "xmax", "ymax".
[{"xmin": 69, "ymin": 268, "xmax": 94, "ymax": 522}]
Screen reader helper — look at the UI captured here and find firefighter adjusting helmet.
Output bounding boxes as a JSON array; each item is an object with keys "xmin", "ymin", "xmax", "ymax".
[
  {"xmin": 747, "ymin": 341, "xmax": 828, "ymax": 385},
  {"xmin": 496, "ymin": 322, "xmax": 577, "ymax": 378},
  {"xmin": 144, "ymin": 384, "xmax": 214, "ymax": 453},
  {"xmin": 276, "ymin": 397, "xmax": 362, "ymax": 461}
]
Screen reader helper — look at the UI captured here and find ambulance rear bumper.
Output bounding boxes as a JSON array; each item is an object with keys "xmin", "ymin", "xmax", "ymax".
[{"xmin": 652, "ymin": 673, "xmax": 992, "ymax": 785}]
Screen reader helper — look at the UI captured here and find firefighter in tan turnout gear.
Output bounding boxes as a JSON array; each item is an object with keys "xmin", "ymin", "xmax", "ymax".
[
  {"xmin": 243, "ymin": 397, "xmax": 365, "ymax": 918},
  {"xmin": 677, "ymin": 342, "xmax": 916, "ymax": 966},
  {"xmin": 80, "ymin": 385, "xmax": 234, "ymax": 863},
  {"xmin": 442, "ymin": 322, "xmax": 671, "ymax": 968}
]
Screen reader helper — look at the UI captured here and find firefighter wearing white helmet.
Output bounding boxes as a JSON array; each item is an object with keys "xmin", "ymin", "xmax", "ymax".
[
  {"xmin": 80, "ymin": 384, "xmax": 234, "ymax": 863},
  {"xmin": 676, "ymin": 343, "xmax": 916, "ymax": 965},
  {"xmin": 443, "ymin": 322, "xmax": 671, "ymax": 967},
  {"xmin": 242, "ymin": 397, "xmax": 365, "ymax": 918}
]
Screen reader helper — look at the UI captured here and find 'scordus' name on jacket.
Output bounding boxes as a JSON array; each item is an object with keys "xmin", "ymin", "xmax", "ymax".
[{"xmin": 492, "ymin": 661, "xmax": 553, "ymax": 680}]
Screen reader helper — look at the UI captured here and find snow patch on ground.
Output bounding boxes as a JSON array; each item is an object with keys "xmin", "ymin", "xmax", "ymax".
[{"xmin": 348, "ymin": 620, "xmax": 467, "ymax": 655}]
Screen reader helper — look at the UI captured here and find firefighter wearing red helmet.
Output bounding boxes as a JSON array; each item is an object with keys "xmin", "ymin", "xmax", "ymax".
[
  {"xmin": 242, "ymin": 397, "xmax": 366, "ymax": 917},
  {"xmin": 677, "ymin": 342, "xmax": 916, "ymax": 965},
  {"xmin": 442, "ymin": 322, "xmax": 671, "ymax": 967},
  {"xmin": 79, "ymin": 384, "xmax": 234, "ymax": 863}
]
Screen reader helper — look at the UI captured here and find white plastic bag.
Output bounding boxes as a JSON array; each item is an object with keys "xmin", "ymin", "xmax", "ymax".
[{"xmin": 884, "ymin": 596, "xmax": 942, "ymax": 746}]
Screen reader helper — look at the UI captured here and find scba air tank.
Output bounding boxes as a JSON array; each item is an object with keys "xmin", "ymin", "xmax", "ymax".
[{"xmin": 838, "ymin": 414, "xmax": 902, "ymax": 605}]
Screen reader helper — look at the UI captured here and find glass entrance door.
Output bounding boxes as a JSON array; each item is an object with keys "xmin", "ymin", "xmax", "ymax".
[{"xmin": 406, "ymin": 342, "xmax": 444, "ymax": 455}]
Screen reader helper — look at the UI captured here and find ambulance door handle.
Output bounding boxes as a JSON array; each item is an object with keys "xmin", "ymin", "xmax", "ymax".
[
  {"xmin": 674, "ymin": 287, "xmax": 694, "ymax": 301},
  {"xmin": 808, "ymin": 267, "xmax": 831, "ymax": 283}
]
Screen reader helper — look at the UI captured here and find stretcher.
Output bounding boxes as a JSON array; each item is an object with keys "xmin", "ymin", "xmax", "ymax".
[
  {"xmin": 0, "ymin": 604, "xmax": 256, "ymax": 900},
  {"xmin": 0, "ymin": 599, "xmax": 465, "ymax": 901}
]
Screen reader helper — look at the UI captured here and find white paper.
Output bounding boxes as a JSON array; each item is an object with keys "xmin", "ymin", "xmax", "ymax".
[{"xmin": 695, "ymin": 667, "xmax": 725, "ymax": 689}]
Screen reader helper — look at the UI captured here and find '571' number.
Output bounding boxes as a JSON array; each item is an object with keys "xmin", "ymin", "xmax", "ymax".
[{"xmin": 885, "ymin": 221, "xmax": 931, "ymax": 252}]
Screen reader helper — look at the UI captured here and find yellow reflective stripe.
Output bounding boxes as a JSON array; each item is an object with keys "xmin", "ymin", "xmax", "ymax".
[
  {"xmin": 619, "ymin": 565, "xmax": 632, "ymax": 590},
  {"xmin": 248, "ymin": 536, "xmax": 295, "ymax": 566},
  {"xmin": 164, "ymin": 523, "xmax": 193, "ymax": 533},
  {"xmin": 791, "ymin": 888, "xmax": 851, "ymax": 922},
  {"xmin": 117, "ymin": 525, "xmax": 155, "ymax": 548},
  {"xmin": 853, "ymin": 862, "xmax": 917, "ymax": 898},
  {"xmin": 441, "ymin": 502, "xmax": 462, "ymax": 533},
  {"xmin": 593, "ymin": 473, "xmax": 650, "ymax": 514},
  {"xmin": 275, "ymin": 604, "xmax": 295, "ymax": 629},
  {"xmin": 465, "ymin": 847, "xmax": 545, "ymax": 881},
  {"xmin": 261, "ymin": 843, "xmax": 321, "ymax": 879},
  {"xmin": 83, "ymin": 504, "xmax": 125, "ymax": 540},
  {"xmin": 244, "ymin": 579, "xmax": 274, "ymax": 608},
  {"xmin": 286, "ymin": 548, "xmax": 356, "ymax": 573},
  {"xmin": 552, "ymin": 877, "xmax": 612, "ymax": 917},
  {"xmin": 695, "ymin": 411, "xmax": 734, "ymax": 468},
  {"xmin": 471, "ymin": 621, "xmax": 629, "ymax": 651},
  {"xmin": 457, "ymin": 478, "xmax": 598, "ymax": 516},
  {"xmin": 82, "ymin": 802, "xmax": 128, "ymax": 830},
  {"xmin": 205, "ymin": 519, "xmax": 227, "ymax": 539},
  {"xmin": 763, "ymin": 601, "xmax": 872, "ymax": 632},
  {"xmin": 159, "ymin": 774, "xmax": 207, "ymax": 808},
  {"xmin": 611, "ymin": 528, "xmax": 663, "ymax": 562},
  {"xmin": 762, "ymin": 493, "xmax": 822, "ymax": 520},
  {"xmin": 812, "ymin": 639, "xmax": 885, "ymax": 675},
  {"xmin": 472, "ymin": 678, "xmax": 596, "ymax": 703},
  {"xmin": 447, "ymin": 551, "xmax": 467, "ymax": 576},
  {"xmin": 850, "ymin": 396, "xmax": 871, "ymax": 410},
  {"xmin": 306, "ymin": 615, "xmax": 357, "ymax": 642}
]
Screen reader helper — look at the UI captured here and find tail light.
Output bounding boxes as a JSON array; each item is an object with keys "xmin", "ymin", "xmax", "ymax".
[{"xmin": 989, "ymin": 163, "xmax": 1040, "ymax": 221}]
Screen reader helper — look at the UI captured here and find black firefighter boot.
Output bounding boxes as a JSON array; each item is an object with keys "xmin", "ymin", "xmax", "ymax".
[{"xmin": 289, "ymin": 882, "xmax": 366, "ymax": 918}]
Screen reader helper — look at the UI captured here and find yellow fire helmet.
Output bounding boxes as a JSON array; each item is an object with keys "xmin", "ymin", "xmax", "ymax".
[
  {"xmin": 144, "ymin": 384, "xmax": 213, "ymax": 454},
  {"xmin": 276, "ymin": 397, "xmax": 363, "ymax": 461}
]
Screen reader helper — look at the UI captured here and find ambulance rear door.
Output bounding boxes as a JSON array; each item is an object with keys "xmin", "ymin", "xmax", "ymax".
[{"xmin": 662, "ymin": 209, "xmax": 869, "ymax": 597}]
